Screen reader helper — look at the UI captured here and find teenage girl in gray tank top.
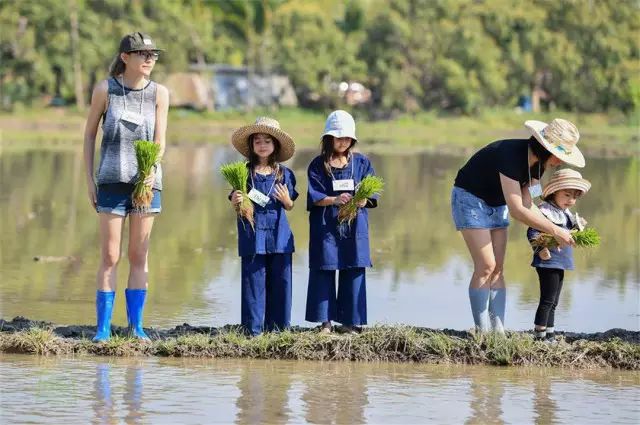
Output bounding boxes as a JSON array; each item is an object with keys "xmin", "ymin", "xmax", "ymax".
[{"xmin": 83, "ymin": 32, "xmax": 169, "ymax": 342}]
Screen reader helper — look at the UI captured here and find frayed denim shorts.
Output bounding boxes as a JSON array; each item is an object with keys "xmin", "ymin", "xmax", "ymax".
[
  {"xmin": 451, "ymin": 186, "xmax": 509, "ymax": 230},
  {"xmin": 96, "ymin": 183, "xmax": 161, "ymax": 216}
]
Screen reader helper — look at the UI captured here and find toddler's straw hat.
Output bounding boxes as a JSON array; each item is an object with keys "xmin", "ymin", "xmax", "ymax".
[{"xmin": 542, "ymin": 168, "xmax": 591, "ymax": 200}]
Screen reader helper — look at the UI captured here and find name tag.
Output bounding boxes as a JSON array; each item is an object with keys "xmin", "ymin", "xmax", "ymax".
[
  {"xmin": 121, "ymin": 110, "xmax": 144, "ymax": 126},
  {"xmin": 332, "ymin": 179, "xmax": 355, "ymax": 191},
  {"xmin": 528, "ymin": 183, "xmax": 542, "ymax": 198},
  {"xmin": 248, "ymin": 188, "xmax": 270, "ymax": 207}
]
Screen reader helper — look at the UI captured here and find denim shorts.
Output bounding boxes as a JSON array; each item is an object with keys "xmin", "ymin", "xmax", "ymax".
[
  {"xmin": 451, "ymin": 186, "xmax": 509, "ymax": 230},
  {"xmin": 96, "ymin": 183, "xmax": 161, "ymax": 216}
]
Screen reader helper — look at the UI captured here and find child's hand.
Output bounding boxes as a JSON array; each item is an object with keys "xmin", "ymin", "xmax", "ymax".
[
  {"xmin": 333, "ymin": 193, "xmax": 353, "ymax": 206},
  {"xmin": 357, "ymin": 199, "xmax": 367, "ymax": 208},
  {"xmin": 231, "ymin": 190, "xmax": 243, "ymax": 207},
  {"xmin": 539, "ymin": 247, "xmax": 552, "ymax": 261},
  {"xmin": 143, "ymin": 170, "xmax": 155, "ymax": 187},
  {"xmin": 576, "ymin": 212, "xmax": 587, "ymax": 231},
  {"xmin": 553, "ymin": 226, "xmax": 576, "ymax": 248},
  {"xmin": 274, "ymin": 183, "xmax": 293, "ymax": 208}
]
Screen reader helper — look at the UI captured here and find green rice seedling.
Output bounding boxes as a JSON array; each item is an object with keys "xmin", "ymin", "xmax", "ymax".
[
  {"xmin": 532, "ymin": 227, "xmax": 601, "ymax": 249},
  {"xmin": 338, "ymin": 175, "xmax": 384, "ymax": 226},
  {"xmin": 132, "ymin": 140, "xmax": 161, "ymax": 210},
  {"xmin": 572, "ymin": 228, "xmax": 601, "ymax": 246},
  {"xmin": 220, "ymin": 161, "xmax": 254, "ymax": 229}
]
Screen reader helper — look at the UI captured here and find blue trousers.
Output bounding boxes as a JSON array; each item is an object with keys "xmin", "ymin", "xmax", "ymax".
[
  {"xmin": 241, "ymin": 254, "xmax": 292, "ymax": 336},
  {"xmin": 305, "ymin": 268, "xmax": 367, "ymax": 326}
]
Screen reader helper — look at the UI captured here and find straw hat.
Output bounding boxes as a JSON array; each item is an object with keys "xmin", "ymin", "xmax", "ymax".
[
  {"xmin": 322, "ymin": 110, "xmax": 357, "ymax": 141},
  {"xmin": 231, "ymin": 117, "xmax": 295, "ymax": 162},
  {"xmin": 542, "ymin": 168, "xmax": 591, "ymax": 200},
  {"xmin": 524, "ymin": 118, "xmax": 585, "ymax": 168}
]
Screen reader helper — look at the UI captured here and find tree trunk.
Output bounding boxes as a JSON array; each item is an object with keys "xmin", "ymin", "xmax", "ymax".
[{"xmin": 69, "ymin": 0, "xmax": 85, "ymax": 110}]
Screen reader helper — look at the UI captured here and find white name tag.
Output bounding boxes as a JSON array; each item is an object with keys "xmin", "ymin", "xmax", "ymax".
[
  {"xmin": 332, "ymin": 179, "xmax": 355, "ymax": 191},
  {"xmin": 528, "ymin": 183, "xmax": 542, "ymax": 198},
  {"xmin": 121, "ymin": 110, "xmax": 144, "ymax": 126},
  {"xmin": 248, "ymin": 188, "xmax": 270, "ymax": 207}
]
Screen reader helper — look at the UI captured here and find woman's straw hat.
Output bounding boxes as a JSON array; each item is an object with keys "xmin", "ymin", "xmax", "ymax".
[
  {"xmin": 231, "ymin": 117, "xmax": 295, "ymax": 162},
  {"xmin": 524, "ymin": 118, "xmax": 585, "ymax": 168},
  {"xmin": 542, "ymin": 168, "xmax": 591, "ymax": 200},
  {"xmin": 322, "ymin": 110, "xmax": 357, "ymax": 141}
]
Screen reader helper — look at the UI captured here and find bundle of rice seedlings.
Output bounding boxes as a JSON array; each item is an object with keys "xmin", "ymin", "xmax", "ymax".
[
  {"xmin": 220, "ymin": 161, "xmax": 254, "ymax": 229},
  {"xmin": 338, "ymin": 175, "xmax": 384, "ymax": 226},
  {"xmin": 132, "ymin": 140, "xmax": 161, "ymax": 211},
  {"xmin": 531, "ymin": 227, "xmax": 601, "ymax": 249}
]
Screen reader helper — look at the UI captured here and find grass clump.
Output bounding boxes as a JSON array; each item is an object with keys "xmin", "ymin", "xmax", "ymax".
[
  {"xmin": 132, "ymin": 140, "xmax": 161, "ymax": 211},
  {"xmin": 338, "ymin": 175, "xmax": 384, "ymax": 226},
  {"xmin": 4, "ymin": 328, "xmax": 69, "ymax": 355},
  {"xmin": 220, "ymin": 161, "xmax": 254, "ymax": 229},
  {"xmin": 0, "ymin": 326, "xmax": 638, "ymax": 369}
]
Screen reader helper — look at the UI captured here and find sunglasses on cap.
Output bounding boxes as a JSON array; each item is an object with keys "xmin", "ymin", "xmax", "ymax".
[{"xmin": 129, "ymin": 50, "xmax": 160, "ymax": 61}]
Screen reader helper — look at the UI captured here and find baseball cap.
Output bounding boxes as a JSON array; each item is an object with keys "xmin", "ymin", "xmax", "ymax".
[{"xmin": 119, "ymin": 32, "xmax": 163, "ymax": 53}]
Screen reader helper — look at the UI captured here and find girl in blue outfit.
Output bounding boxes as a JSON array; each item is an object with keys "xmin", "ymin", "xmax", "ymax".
[
  {"xmin": 527, "ymin": 169, "xmax": 590, "ymax": 341},
  {"xmin": 305, "ymin": 110, "xmax": 378, "ymax": 333},
  {"xmin": 229, "ymin": 117, "xmax": 298, "ymax": 336}
]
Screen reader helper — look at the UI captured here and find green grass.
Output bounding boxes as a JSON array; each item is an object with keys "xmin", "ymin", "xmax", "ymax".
[
  {"xmin": 532, "ymin": 228, "xmax": 602, "ymax": 249},
  {"xmin": 338, "ymin": 175, "xmax": 384, "ymax": 225},
  {"xmin": 220, "ymin": 161, "xmax": 250, "ymax": 193},
  {"xmin": 132, "ymin": 140, "xmax": 161, "ymax": 210},
  {"xmin": 1, "ymin": 326, "xmax": 638, "ymax": 369},
  {"xmin": 219, "ymin": 160, "xmax": 254, "ymax": 228},
  {"xmin": 1, "ymin": 107, "xmax": 637, "ymax": 156}
]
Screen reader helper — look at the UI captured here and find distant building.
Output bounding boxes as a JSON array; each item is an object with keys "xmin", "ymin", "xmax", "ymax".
[
  {"xmin": 336, "ymin": 81, "xmax": 371, "ymax": 106},
  {"xmin": 187, "ymin": 64, "xmax": 297, "ymax": 111},
  {"xmin": 164, "ymin": 72, "xmax": 212, "ymax": 110}
]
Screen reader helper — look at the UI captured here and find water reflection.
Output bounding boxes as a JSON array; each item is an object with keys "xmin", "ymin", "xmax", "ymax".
[
  {"xmin": 301, "ymin": 362, "xmax": 368, "ymax": 424},
  {"xmin": 92, "ymin": 363, "xmax": 116, "ymax": 425},
  {"xmin": 465, "ymin": 371, "xmax": 505, "ymax": 425},
  {"xmin": 0, "ymin": 355, "xmax": 638, "ymax": 424},
  {"xmin": 91, "ymin": 361, "xmax": 145, "ymax": 425},
  {"xmin": 235, "ymin": 361, "xmax": 292, "ymax": 425},
  {"xmin": 123, "ymin": 364, "xmax": 145, "ymax": 424},
  {"xmin": 532, "ymin": 378, "xmax": 558, "ymax": 425},
  {"xmin": 0, "ymin": 147, "xmax": 638, "ymax": 331}
]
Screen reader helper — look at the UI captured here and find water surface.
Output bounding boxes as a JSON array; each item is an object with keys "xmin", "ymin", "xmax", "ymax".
[
  {"xmin": 1, "ymin": 147, "xmax": 638, "ymax": 331},
  {"xmin": 0, "ymin": 354, "xmax": 638, "ymax": 424}
]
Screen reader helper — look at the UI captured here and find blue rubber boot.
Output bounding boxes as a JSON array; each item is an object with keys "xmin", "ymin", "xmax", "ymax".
[
  {"xmin": 125, "ymin": 288, "xmax": 150, "ymax": 340},
  {"xmin": 93, "ymin": 291, "xmax": 115, "ymax": 342}
]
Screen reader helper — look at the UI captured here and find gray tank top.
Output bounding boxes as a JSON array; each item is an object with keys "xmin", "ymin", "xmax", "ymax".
[{"xmin": 96, "ymin": 77, "xmax": 162, "ymax": 190}]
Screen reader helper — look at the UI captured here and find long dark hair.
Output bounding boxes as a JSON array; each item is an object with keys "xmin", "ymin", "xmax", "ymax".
[
  {"xmin": 109, "ymin": 53, "xmax": 126, "ymax": 77},
  {"xmin": 248, "ymin": 134, "xmax": 283, "ymax": 182},
  {"xmin": 528, "ymin": 136, "xmax": 552, "ymax": 165},
  {"xmin": 321, "ymin": 135, "xmax": 357, "ymax": 175},
  {"xmin": 528, "ymin": 136, "xmax": 553, "ymax": 178}
]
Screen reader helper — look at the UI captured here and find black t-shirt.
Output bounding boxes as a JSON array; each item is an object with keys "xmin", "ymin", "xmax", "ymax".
[{"xmin": 454, "ymin": 139, "xmax": 544, "ymax": 207}]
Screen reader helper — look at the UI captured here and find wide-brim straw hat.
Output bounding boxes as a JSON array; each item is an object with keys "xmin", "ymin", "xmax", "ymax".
[
  {"xmin": 231, "ymin": 117, "xmax": 295, "ymax": 162},
  {"xmin": 525, "ymin": 118, "xmax": 585, "ymax": 168},
  {"xmin": 542, "ymin": 168, "xmax": 591, "ymax": 200},
  {"xmin": 322, "ymin": 110, "xmax": 357, "ymax": 141}
]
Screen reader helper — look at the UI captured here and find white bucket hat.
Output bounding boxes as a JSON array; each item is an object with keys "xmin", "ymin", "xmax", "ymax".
[
  {"xmin": 231, "ymin": 117, "xmax": 295, "ymax": 162},
  {"xmin": 542, "ymin": 168, "xmax": 591, "ymax": 200},
  {"xmin": 322, "ymin": 110, "xmax": 357, "ymax": 141},
  {"xmin": 524, "ymin": 118, "xmax": 585, "ymax": 168}
]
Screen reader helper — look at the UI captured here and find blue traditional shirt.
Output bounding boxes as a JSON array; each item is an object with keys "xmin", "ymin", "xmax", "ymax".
[
  {"xmin": 527, "ymin": 201, "xmax": 579, "ymax": 270},
  {"xmin": 236, "ymin": 165, "xmax": 298, "ymax": 257},
  {"xmin": 306, "ymin": 153, "xmax": 377, "ymax": 270}
]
